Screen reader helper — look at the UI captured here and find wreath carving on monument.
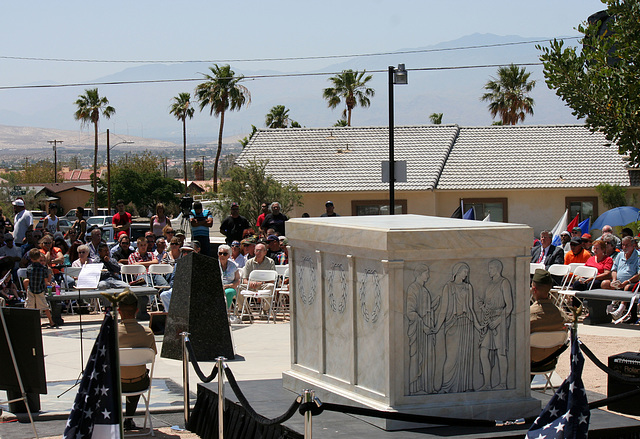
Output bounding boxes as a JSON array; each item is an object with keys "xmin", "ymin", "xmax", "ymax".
[
  {"xmin": 327, "ymin": 262, "xmax": 348, "ymax": 314},
  {"xmin": 297, "ymin": 256, "xmax": 317, "ymax": 305},
  {"xmin": 359, "ymin": 269, "xmax": 382, "ymax": 323}
]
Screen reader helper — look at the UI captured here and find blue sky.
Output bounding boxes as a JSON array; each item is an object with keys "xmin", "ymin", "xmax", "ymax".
[{"xmin": 1, "ymin": 0, "xmax": 607, "ymax": 85}]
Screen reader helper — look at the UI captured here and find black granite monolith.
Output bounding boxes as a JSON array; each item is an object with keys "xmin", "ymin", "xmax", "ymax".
[{"xmin": 161, "ymin": 252, "xmax": 234, "ymax": 361}]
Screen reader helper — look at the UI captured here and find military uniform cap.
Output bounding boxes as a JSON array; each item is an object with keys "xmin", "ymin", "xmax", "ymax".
[
  {"xmin": 119, "ymin": 290, "xmax": 138, "ymax": 306},
  {"xmin": 532, "ymin": 269, "xmax": 552, "ymax": 285}
]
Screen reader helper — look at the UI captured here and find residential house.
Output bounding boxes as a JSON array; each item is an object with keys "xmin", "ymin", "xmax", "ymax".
[{"xmin": 236, "ymin": 125, "xmax": 639, "ymax": 235}]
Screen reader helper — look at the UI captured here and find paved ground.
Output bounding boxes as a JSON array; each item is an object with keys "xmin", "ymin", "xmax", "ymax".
[{"xmin": 1, "ymin": 313, "xmax": 639, "ymax": 438}]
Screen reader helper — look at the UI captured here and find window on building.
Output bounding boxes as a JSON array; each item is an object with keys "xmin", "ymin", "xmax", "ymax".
[
  {"xmin": 566, "ymin": 197, "xmax": 597, "ymax": 223},
  {"xmin": 351, "ymin": 200, "xmax": 407, "ymax": 216},
  {"xmin": 462, "ymin": 198, "xmax": 507, "ymax": 222}
]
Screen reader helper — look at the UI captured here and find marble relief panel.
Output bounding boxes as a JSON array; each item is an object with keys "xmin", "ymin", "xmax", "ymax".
[
  {"xmin": 355, "ymin": 259, "xmax": 387, "ymax": 393},
  {"xmin": 404, "ymin": 259, "xmax": 515, "ymax": 396},
  {"xmin": 324, "ymin": 254, "xmax": 352, "ymax": 381},
  {"xmin": 294, "ymin": 250, "xmax": 321, "ymax": 371}
]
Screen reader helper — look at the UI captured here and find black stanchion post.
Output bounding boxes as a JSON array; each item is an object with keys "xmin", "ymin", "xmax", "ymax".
[
  {"xmin": 217, "ymin": 356, "xmax": 226, "ymax": 439},
  {"xmin": 181, "ymin": 331, "xmax": 190, "ymax": 427}
]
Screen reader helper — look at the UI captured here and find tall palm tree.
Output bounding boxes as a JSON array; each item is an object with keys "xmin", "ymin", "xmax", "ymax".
[
  {"xmin": 195, "ymin": 64, "xmax": 251, "ymax": 192},
  {"xmin": 74, "ymin": 88, "xmax": 115, "ymax": 212},
  {"xmin": 265, "ymin": 105, "xmax": 292, "ymax": 128},
  {"xmin": 481, "ymin": 64, "xmax": 536, "ymax": 125},
  {"xmin": 170, "ymin": 92, "xmax": 195, "ymax": 193},
  {"xmin": 323, "ymin": 69, "xmax": 375, "ymax": 126}
]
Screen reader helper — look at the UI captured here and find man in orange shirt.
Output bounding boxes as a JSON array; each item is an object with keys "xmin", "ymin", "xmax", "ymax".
[{"xmin": 564, "ymin": 237, "xmax": 591, "ymax": 265}]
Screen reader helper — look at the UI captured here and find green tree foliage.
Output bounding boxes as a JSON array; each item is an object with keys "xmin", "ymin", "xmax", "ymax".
[
  {"xmin": 265, "ymin": 105, "xmax": 298, "ymax": 128},
  {"xmin": 333, "ymin": 118, "xmax": 348, "ymax": 127},
  {"xmin": 195, "ymin": 64, "xmax": 251, "ymax": 192},
  {"xmin": 480, "ymin": 64, "xmax": 535, "ymax": 125},
  {"xmin": 214, "ymin": 159, "xmax": 302, "ymax": 226},
  {"xmin": 429, "ymin": 113, "xmax": 443, "ymax": 124},
  {"xmin": 596, "ymin": 183, "xmax": 631, "ymax": 209},
  {"xmin": 74, "ymin": 88, "xmax": 115, "ymax": 212},
  {"xmin": 100, "ymin": 152, "xmax": 183, "ymax": 215},
  {"xmin": 169, "ymin": 92, "xmax": 195, "ymax": 194},
  {"xmin": 239, "ymin": 125, "xmax": 258, "ymax": 148},
  {"xmin": 538, "ymin": 1, "xmax": 640, "ymax": 165},
  {"xmin": 323, "ymin": 69, "xmax": 375, "ymax": 126},
  {"xmin": 13, "ymin": 160, "xmax": 55, "ymax": 184}
]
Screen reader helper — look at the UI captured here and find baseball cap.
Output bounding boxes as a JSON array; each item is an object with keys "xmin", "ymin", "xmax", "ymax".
[{"xmin": 12, "ymin": 199, "xmax": 24, "ymax": 207}]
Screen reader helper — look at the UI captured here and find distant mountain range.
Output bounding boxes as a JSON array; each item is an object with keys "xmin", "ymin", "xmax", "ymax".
[{"xmin": 0, "ymin": 33, "xmax": 582, "ymax": 144}]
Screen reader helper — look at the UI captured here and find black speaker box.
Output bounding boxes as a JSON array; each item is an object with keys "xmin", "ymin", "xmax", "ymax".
[
  {"xmin": 607, "ymin": 351, "xmax": 640, "ymax": 415},
  {"xmin": 0, "ymin": 307, "xmax": 47, "ymax": 394},
  {"xmin": 161, "ymin": 252, "xmax": 234, "ymax": 361}
]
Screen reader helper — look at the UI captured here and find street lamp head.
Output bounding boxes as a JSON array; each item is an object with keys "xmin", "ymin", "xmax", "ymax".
[{"xmin": 393, "ymin": 64, "xmax": 408, "ymax": 85}]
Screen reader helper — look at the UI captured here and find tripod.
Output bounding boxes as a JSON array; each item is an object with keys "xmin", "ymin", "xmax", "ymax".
[{"xmin": 56, "ymin": 287, "xmax": 88, "ymax": 398}]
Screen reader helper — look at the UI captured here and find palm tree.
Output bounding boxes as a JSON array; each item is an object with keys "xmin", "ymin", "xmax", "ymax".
[
  {"xmin": 323, "ymin": 69, "xmax": 375, "ymax": 126},
  {"xmin": 481, "ymin": 64, "xmax": 536, "ymax": 125},
  {"xmin": 429, "ymin": 113, "xmax": 443, "ymax": 124},
  {"xmin": 265, "ymin": 105, "xmax": 292, "ymax": 128},
  {"xmin": 170, "ymin": 92, "xmax": 195, "ymax": 193},
  {"xmin": 195, "ymin": 64, "xmax": 251, "ymax": 192},
  {"xmin": 74, "ymin": 88, "xmax": 115, "ymax": 212}
]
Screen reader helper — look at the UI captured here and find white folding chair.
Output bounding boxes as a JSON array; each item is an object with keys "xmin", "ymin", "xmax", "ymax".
[
  {"xmin": 557, "ymin": 265, "xmax": 598, "ymax": 310},
  {"xmin": 548, "ymin": 264, "xmax": 572, "ymax": 308},
  {"xmin": 530, "ymin": 330, "xmax": 569, "ymax": 393},
  {"xmin": 238, "ymin": 270, "xmax": 278, "ymax": 323},
  {"xmin": 119, "ymin": 347, "xmax": 156, "ymax": 436},
  {"xmin": 274, "ymin": 267, "xmax": 290, "ymax": 321},
  {"xmin": 120, "ymin": 265, "xmax": 147, "ymax": 285},
  {"xmin": 147, "ymin": 264, "xmax": 173, "ymax": 311},
  {"xmin": 530, "ymin": 263, "xmax": 545, "ymax": 275}
]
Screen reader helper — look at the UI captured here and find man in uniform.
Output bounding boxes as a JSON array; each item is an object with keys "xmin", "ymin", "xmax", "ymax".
[
  {"xmin": 530, "ymin": 269, "xmax": 570, "ymax": 373},
  {"xmin": 118, "ymin": 292, "xmax": 156, "ymax": 431}
]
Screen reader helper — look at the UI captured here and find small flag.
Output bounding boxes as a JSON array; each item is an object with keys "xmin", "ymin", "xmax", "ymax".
[
  {"xmin": 578, "ymin": 217, "xmax": 591, "ymax": 235},
  {"xmin": 483, "ymin": 213, "xmax": 491, "ymax": 222},
  {"xmin": 463, "ymin": 208, "xmax": 475, "ymax": 220},
  {"xmin": 566, "ymin": 214, "xmax": 580, "ymax": 234},
  {"xmin": 551, "ymin": 210, "xmax": 569, "ymax": 246},
  {"xmin": 526, "ymin": 327, "xmax": 590, "ymax": 438},
  {"xmin": 451, "ymin": 200, "xmax": 464, "ymax": 219},
  {"xmin": 63, "ymin": 313, "xmax": 121, "ymax": 439}
]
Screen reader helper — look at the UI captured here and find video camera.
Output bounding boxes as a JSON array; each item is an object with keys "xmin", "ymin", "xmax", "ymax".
[{"xmin": 180, "ymin": 195, "xmax": 193, "ymax": 216}]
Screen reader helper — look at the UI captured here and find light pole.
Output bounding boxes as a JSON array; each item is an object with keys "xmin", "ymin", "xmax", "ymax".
[
  {"xmin": 48, "ymin": 140, "xmax": 63, "ymax": 183},
  {"xmin": 388, "ymin": 64, "xmax": 408, "ymax": 215},
  {"xmin": 106, "ymin": 129, "xmax": 134, "ymax": 213}
]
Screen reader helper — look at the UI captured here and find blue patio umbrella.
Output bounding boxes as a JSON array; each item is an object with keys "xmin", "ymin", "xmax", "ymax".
[{"xmin": 591, "ymin": 206, "xmax": 640, "ymax": 230}]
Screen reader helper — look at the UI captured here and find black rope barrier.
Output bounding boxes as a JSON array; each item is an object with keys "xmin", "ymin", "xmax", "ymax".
[
  {"xmin": 588, "ymin": 387, "xmax": 640, "ymax": 409},
  {"xmin": 580, "ymin": 341, "xmax": 640, "ymax": 385},
  {"xmin": 298, "ymin": 401, "xmax": 535, "ymax": 427},
  {"xmin": 184, "ymin": 339, "xmax": 219, "ymax": 383},
  {"xmin": 223, "ymin": 366, "xmax": 301, "ymax": 426}
]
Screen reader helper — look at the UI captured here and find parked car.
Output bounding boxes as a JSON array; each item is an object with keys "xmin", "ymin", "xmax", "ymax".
[
  {"xmin": 87, "ymin": 216, "xmax": 113, "ymax": 227},
  {"xmin": 35, "ymin": 218, "xmax": 73, "ymax": 234},
  {"xmin": 98, "ymin": 223, "xmax": 149, "ymax": 248},
  {"xmin": 63, "ymin": 208, "xmax": 113, "ymax": 220}
]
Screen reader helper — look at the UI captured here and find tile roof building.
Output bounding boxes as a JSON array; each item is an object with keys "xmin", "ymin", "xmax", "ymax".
[{"xmin": 237, "ymin": 125, "xmax": 639, "ymax": 234}]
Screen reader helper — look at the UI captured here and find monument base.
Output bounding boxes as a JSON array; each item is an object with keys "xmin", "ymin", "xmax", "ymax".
[{"xmin": 283, "ymin": 370, "xmax": 541, "ymax": 431}]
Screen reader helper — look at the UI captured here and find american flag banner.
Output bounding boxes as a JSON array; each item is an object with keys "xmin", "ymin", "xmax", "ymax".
[
  {"xmin": 63, "ymin": 312, "xmax": 122, "ymax": 439},
  {"xmin": 527, "ymin": 327, "xmax": 590, "ymax": 439}
]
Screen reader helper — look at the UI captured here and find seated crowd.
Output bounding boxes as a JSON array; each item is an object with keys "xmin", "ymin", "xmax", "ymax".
[
  {"xmin": 531, "ymin": 224, "xmax": 640, "ymax": 322},
  {"xmin": 0, "ymin": 198, "xmax": 292, "ymax": 326}
]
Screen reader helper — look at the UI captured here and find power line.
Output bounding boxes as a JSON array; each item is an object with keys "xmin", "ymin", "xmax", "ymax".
[
  {"xmin": 0, "ymin": 62, "xmax": 545, "ymax": 91},
  {"xmin": 0, "ymin": 37, "xmax": 579, "ymax": 64}
]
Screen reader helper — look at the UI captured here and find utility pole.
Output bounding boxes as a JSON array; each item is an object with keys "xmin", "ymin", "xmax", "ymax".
[{"xmin": 48, "ymin": 140, "xmax": 63, "ymax": 183}]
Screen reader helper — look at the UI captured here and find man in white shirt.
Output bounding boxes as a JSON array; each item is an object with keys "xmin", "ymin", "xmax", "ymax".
[{"xmin": 12, "ymin": 199, "xmax": 33, "ymax": 244}]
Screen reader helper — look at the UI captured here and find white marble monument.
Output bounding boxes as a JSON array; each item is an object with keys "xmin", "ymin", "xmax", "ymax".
[{"xmin": 282, "ymin": 215, "xmax": 541, "ymax": 430}]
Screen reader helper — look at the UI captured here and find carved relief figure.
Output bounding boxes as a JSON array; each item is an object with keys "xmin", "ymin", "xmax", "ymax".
[
  {"xmin": 406, "ymin": 265, "xmax": 440, "ymax": 394},
  {"xmin": 477, "ymin": 259, "xmax": 513, "ymax": 390},
  {"xmin": 438, "ymin": 262, "xmax": 482, "ymax": 393}
]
